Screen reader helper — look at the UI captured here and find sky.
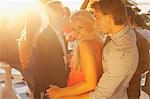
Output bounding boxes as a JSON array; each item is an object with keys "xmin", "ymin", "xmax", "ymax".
[
  {"xmin": 60, "ymin": 0, "xmax": 84, "ymax": 11},
  {"xmin": 0, "ymin": 0, "xmax": 149, "ymax": 15},
  {"xmin": 133, "ymin": 0, "xmax": 150, "ymax": 13},
  {"xmin": 60, "ymin": 0, "xmax": 150, "ymax": 13}
]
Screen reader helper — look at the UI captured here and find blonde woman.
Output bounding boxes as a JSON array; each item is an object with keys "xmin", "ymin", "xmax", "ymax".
[{"xmin": 46, "ymin": 10, "xmax": 103, "ymax": 99}]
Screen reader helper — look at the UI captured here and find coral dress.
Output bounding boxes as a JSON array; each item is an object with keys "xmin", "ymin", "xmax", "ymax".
[{"xmin": 67, "ymin": 40, "xmax": 102, "ymax": 86}]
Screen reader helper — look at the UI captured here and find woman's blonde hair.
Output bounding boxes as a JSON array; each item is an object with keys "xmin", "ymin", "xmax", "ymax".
[{"xmin": 70, "ymin": 10, "xmax": 99, "ymax": 71}]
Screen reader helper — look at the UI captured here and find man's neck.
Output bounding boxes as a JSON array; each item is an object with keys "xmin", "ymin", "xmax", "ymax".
[{"xmin": 110, "ymin": 24, "xmax": 125, "ymax": 35}]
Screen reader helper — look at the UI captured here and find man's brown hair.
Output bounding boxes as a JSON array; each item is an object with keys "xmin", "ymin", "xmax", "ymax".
[{"xmin": 91, "ymin": 0, "xmax": 126, "ymax": 25}]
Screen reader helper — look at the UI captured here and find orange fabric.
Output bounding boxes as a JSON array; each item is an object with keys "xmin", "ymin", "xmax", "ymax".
[
  {"xmin": 67, "ymin": 65, "xmax": 85, "ymax": 86},
  {"xmin": 67, "ymin": 40, "xmax": 102, "ymax": 86}
]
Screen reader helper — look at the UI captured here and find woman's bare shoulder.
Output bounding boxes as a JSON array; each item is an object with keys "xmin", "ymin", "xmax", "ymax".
[
  {"xmin": 79, "ymin": 40, "xmax": 93, "ymax": 49},
  {"xmin": 79, "ymin": 39, "xmax": 103, "ymax": 48}
]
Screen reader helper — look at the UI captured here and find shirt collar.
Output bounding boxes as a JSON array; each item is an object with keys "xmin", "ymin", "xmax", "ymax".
[{"xmin": 110, "ymin": 26, "xmax": 130, "ymax": 40}]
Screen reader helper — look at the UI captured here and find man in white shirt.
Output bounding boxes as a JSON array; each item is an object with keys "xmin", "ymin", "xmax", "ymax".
[{"xmin": 88, "ymin": 0, "xmax": 139, "ymax": 99}]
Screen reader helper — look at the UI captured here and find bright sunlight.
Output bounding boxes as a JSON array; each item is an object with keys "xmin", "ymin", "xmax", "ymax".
[{"xmin": 0, "ymin": 0, "xmax": 41, "ymax": 17}]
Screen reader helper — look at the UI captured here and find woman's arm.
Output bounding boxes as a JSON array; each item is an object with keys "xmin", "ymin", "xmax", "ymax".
[
  {"xmin": 80, "ymin": 0, "xmax": 89, "ymax": 9},
  {"xmin": 46, "ymin": 41, "xmax": 102, "ymax": 98},
  {"xmin": 80, "ymin": 0, "xmax": 99, "ymax": 10}
]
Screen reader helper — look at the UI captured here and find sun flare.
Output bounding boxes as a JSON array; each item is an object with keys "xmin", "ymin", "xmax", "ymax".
[{"xmin": 0, "ymin": 0, "xmax": 41, "ymax": 18}]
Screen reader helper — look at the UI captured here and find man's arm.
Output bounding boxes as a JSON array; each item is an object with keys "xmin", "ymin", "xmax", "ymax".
[
  {"xmin": 90, "ymin": 48, "xmax": 139, "ymax": 99},
  {"xmin": 61, "ymin": 93, "xmax": 89, "ymax": 99}
]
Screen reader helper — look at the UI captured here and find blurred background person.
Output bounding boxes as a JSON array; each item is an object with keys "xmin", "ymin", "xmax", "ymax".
[
  {"xmin": 33, "ymin": 1, "xmax": 68, "ymax": 98},
  {"xmin": 18, "ymin": 10, "xmax": 42, "ymax": 93},
  {"xmin": 128, "ymin": 11, "xmax": 150, "ymax": 98},
  {"xmin": 0, "ymin": 14, "xmax": 25, "ymax": 71}
]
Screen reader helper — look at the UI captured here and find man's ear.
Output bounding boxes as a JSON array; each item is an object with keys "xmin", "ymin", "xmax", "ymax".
[{"xmin": 107, "ymin": 15, "xmax": 114, "ymax": 26}]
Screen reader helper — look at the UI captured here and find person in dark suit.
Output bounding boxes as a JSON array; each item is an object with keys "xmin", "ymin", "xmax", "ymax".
[
  {"xmin": 33, "ymin": 1, "xmax": 68, "ymax": 99},
  {"xmin": 126, "ymin": 8, "xmax": 150, "ymax": 99}
]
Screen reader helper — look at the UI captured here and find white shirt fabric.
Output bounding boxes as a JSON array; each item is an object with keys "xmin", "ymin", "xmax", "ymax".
[{"xmin": 90, "ymin": 26, "xmax": 139, "ymax": 99}]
